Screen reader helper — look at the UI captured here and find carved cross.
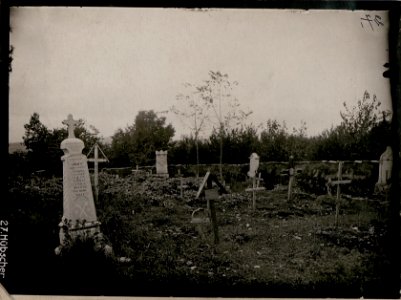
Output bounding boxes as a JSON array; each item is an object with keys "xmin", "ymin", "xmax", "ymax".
[{"xmin": 62, "ymin": 114, "xmax": 79, "ymax": 138}]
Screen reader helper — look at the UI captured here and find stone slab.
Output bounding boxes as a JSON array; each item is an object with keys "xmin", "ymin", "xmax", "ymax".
[{"xmin": 62, "ymin": 154, "xmax": 97, "ymax": 225}]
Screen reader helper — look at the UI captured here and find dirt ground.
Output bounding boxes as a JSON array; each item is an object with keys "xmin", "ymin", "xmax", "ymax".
[
  {"xmin": 4, "ymin": 173, "xmax": 395, "ymax": 297},
  {"xmin": 95, "ymin": 175, "xmax": 391, "ymax": 297}
]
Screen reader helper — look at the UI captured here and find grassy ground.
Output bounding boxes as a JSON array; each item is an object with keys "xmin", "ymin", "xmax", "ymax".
[
  {"xmin": 94, "ymin": 174, "xmax": 391, "ymax": 297},
  {"xmin": 4, "ymin": 173, "xmax": 396, "ymax": 297}
]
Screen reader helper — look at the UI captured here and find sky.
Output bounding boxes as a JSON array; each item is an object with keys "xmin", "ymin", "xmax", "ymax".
[{"xmin": 9, "ymin": 7, "xmax": 392, "ymax": 143}]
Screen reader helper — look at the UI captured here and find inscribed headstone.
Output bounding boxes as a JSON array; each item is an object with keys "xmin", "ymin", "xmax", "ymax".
[
  {"xmin": 377, "ymin": 146, "xmax": 392, "ymax": 184},
  {"xmin": 247, "ymin": 153, "xmax": 260, "ymax": 178},
  {"xmin": 155, "ymin": 150, "xmax": 168, "ymax": 176},
  {"xmin": 60, "ymin": 114, "xmax": 99, "ymax": 230}
]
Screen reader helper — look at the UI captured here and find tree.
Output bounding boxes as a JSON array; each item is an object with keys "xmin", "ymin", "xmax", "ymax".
[
  {"xmin": 340, "ymin": 91, "xmax": 385, "ymax": 137},
  {"xmin": 23, "ymin": 113, "xmax": 50, "ymax": 156},
  {"xmin": 287, "ymin": 120, "xmax": 311, "ymax": 160},
  {"xmin": 259, "ymin": 119, "xmax": 289, "ymax": 161},
  {"xmin": 310, "ymin": 91, "xmax": 392, "ymax": 160},
  {"xmin": 108, "ymin": 128, "xmax": 132, "ymax": 167},
  {"xmin": 171, "ymin": 83, "xmax": 208, "ymax": 178},
  {"xmin": 208, "ymin": 124, "xmax": 260, "ymax": 164},
  {"xmin": 22, "ymin": 113, "xmax": 102, "ymax": 175},
  {"xmin": 339, "ymin": 91, "xmax": 391, "ymax": 159},
  {"xmin": 311, "ymin": 126, "xmax": 347, "ymax": 160},
  {"xmin": 197, "ymin": 71, "xmax": 252, "ymax": 181},
  {"xmin": 110, "ymin": 110, "xmax": 175, "ymax": 167},
  {"xmin": 367, "ymin": 114, "xmax": 392, "ymax": 158}
]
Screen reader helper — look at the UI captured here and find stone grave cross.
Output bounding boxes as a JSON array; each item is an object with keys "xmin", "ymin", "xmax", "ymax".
[
  {"xmin": 62, "ymin": 114, "xmax": 79, "ymax": 138},
  {"xmin": 57, "ymin": 114, "xmax": 101, "ymax": 250}
]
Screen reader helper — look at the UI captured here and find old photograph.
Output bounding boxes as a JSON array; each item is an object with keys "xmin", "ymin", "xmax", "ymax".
[{"xmin": 5, "ymin": 6, "xmax": 400, "ymax": 298}]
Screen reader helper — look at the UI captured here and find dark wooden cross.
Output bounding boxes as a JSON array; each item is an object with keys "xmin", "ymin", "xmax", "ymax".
[
  {"xmin": 62, "ymin": 114, "xmax": 79, "ymax": 139},
  {"xmin": 194, "ymin": 171, "xmax": 229, "ymax": 245}
]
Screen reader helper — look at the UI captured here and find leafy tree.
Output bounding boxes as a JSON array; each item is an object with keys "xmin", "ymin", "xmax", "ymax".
[
  {"xmin": 197, "ymin": 71, "xmax": 252, "ymax": 180},
  {"xmin": 8, "ymin": 151, "xmax": 30, "ymax": 178},
  {"xmin": 259, "ymin": 119, "xmax": 289, "ymax": 161},
  {"xmin": 23, "ymin": 113, "xmax": 50, "ymax": 158},
  {"xmin": 367, "ymin": 114, "xmax": 392, "ymax": 158},
  {"xmin": 231, "ymin": 124, "xmax": 260, "ymax": 161},
  {"xmin": 21, "ymin": 113, "xmax": 101, "ymax": 175},
  {"xmin": 311, "ymin": 126, "xmax": 348, "ymax": 160},
  {"xmin": 310, "ymin": 91, "xmax": 392, "ymax": 160},
  {"xmin": 287, "ymin": 120, "xmax": 311, "ymax": 160},
  {"xmin": 109, "ymin": 110, "xmax": 175, "ymax": 167},
  {"xmin": 108, "ymin": 128, "xmax": 131, "ymax": 167},
  {"xmin": 209, "ymin": 124, "xmax": 260, "ymax": 164},
  {"xmin": 171, "ymin": 83, "xmax": 209, "ymax": 178},
  {"xmin": 340, "ymin": 91, "xmax": 385, "ymax": 137},
  {"xmin": 339, "ymin": 91, "xmax": 391, "ymax": 159}
]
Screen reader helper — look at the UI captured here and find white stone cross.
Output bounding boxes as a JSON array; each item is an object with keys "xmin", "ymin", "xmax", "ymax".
[{"xmin": 62, "ymin": 114, "xmax": 79, "ymax": 139}]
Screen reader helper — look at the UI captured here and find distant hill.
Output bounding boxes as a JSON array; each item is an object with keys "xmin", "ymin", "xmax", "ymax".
[{"xmin": 9, "ymin": 142, "xmax": 27, "ymax": 154}]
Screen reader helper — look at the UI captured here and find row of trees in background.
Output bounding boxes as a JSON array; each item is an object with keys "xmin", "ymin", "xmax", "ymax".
[
  {"xmin": 10, "ymin": 112, "xmax": 101, "ymax": 176},
  {"xmin": 171, "ymin": 71, "xmax": 252, "ymax": 179},
  {"xmin": 9, "ymin": 71, "xmax": 393, "ymax": 178}
]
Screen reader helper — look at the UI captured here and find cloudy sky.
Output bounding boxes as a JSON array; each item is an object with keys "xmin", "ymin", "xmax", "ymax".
[{"xmin": 9, "ymin": 7, "xmax": 391, "ymax": 143}]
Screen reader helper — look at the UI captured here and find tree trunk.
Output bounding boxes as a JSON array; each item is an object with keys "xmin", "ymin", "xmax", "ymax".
[
  {"xmin": 219, "ymin": 124, "xmax": 223, "ymax": 182},
  {"xmin": 195, "ymin": 134, "xmax": 199, "ymax": 179}
]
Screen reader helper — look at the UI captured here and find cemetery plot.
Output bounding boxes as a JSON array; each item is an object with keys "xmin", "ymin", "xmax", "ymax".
[
  {"xmin": 4, "ymin": 121, "xmax": 395, "ymax": 299},
  {"xmin": 5, "ymin": 167, "xmax": 392, "ymax": 298}
]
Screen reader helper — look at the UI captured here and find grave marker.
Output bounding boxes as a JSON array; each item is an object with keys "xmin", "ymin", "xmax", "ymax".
[
  {"xmin": 87, "ymin": 143, "xmax": 108, "ymax": 201},
  {"xmin": 328, "ymin": 161, "xmax": 351, "ymax": 228},
  {"xmin": 155, "ymin": 150, "xmax": 169, "ymax": 177},
  {"xmin": 245, "ymin": 153, "xmax": 265, "ymax": 210},
  {"xmin": 57, "ymin": 114, "xmax": 101, "ymax": 248},
  {"xmin": 247, "ymin": 153, "xmax": 260, "ymax": 178},
  {"xmin": 377, "ymin": 146, "xmax": 392, "ymax": 185},
  {"xmin": 176, "ymin": 165, "xmax": 188, "ymax": 199},
  {"xmin": 193, "ymin": 171, "xmax": 228, "ymax": 245}
]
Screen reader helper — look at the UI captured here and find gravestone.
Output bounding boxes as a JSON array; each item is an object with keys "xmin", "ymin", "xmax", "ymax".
[
  {"xmin": 57, "ymin": 114, "xmax": 101, "ymax": 247},
  {"xmin": 155, "ymin": 150, "xmax": 169, "ymax": 177},
  {"xmin": 377, "ymin": 146, "xmax": 392, "ymax": 185},
  {"xmin": 245, "ymin": 153, "xmax": 264, "ymax": 210},
  {"xmin": 247, "ymin": 153, "xmax": 260, "ymax": 178}
]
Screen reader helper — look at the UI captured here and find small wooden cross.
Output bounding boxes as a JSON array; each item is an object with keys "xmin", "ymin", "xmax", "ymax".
[
  {"xmin": 194, "ymin": 171, "xmax": 229, "ymax": 245},
  {"xmin": 62, "ymin": 114, "xmax": 79, "ymax": 138},
  {"xmin": 87, "ymin": 143, "xmax": 109, "ymax": 201},
  {"xmin": 245, "ymin": 172, "xmax": 265, "ymax": 211}
]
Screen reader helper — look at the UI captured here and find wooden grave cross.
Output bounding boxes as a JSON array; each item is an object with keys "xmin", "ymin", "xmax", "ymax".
[
  {"xmin": 193, "ymin": 171, "xmax": 229, "ymax": 245},
  {"xmin": 245, "ymin": 172, "xmax": 265, "ymax": 210},
  {"xmin": 87, "ymin": 143, "xmax": 109, "ymax": 201},
  {"xmin": 327, "ymin": 161, "xmax": 352, "ymax": 227},
  {"xmin": 176, "ymin": 165, "xmax": 188, "ymax": 199}
]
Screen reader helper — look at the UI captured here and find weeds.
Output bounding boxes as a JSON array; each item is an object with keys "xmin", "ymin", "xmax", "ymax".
[{"xmin": 5, "ymin": 172, "xmax": 394, "ymax": 297}]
